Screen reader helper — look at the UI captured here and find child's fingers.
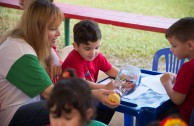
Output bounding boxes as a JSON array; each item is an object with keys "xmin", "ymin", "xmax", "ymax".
[{"xmin": 103, "ymin": 98, "xmax": 120, "ymax": 108}]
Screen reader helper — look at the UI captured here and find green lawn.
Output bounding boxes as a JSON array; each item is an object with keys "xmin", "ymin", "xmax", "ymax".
[{"xmin": 0, "ymin": 0, "xmax": 194, "ymax": 70}]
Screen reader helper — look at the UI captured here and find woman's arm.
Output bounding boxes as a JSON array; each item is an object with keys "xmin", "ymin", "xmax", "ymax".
[{"xmin": 41, "ymin": 85, "xmax": 54, "ymax": 100}]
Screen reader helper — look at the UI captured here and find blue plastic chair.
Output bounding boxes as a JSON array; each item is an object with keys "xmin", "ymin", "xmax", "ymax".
[
  {"xmin": 152, "ymin": 47, "xmax": 186, "ymax": 73},
  {"xmin": 88, "ymin": 120, "xmax": 107, "ymax": 126}
]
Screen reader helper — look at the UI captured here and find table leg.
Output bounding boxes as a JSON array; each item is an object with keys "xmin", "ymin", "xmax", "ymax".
[{"xmin": 124, "ymin": 114, "xmax": 134, "ymax": 126}]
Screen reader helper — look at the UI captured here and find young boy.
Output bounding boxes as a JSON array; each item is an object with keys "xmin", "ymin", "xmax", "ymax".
[
  {"xmin": 62, "ymin": 20, "xmax": 119, "ymax": 124},
  {"xmin": 160, "ymin": 17, "xmax": 194, "ymax": 122}
]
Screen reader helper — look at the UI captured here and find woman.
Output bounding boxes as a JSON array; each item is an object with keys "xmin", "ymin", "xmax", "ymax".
[
  {"xmin": 0, "ymin": 0, "xmax": 119, "ymax": 125},
  {"xmin": 18, "ymin": 0, "xmax": 62, "ymax": 82}
]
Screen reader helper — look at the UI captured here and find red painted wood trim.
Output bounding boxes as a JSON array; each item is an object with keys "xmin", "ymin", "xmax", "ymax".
[{"xmin": 0, "ymin": 0, "xmax": 20, "ymax": 10}]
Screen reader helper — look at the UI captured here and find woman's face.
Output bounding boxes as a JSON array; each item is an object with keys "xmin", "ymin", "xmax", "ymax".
[
  {"xmin": 48, "ymin": 20, "xmax": 61, "ymax": 48},
  {"xmin": 19, "ymin": 0, "xmax": 31, "ymax": 9}
]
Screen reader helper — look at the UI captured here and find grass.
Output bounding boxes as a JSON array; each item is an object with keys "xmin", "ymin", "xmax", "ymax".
[{"xmin": 0, "ymin": 0, "xmax": 194, "ymax": 70}]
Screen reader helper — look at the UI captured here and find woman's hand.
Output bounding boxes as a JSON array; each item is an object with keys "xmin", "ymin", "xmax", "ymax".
[
  {"xmin": 49, "ymin": 63, "xmax": 62, "ymax": 80},
  {"xmin": 49, "ymin": 48, "xmax": 62, "ymax": 80},
  {"xmin": 92, "ymin": 89, "xmax": 120, "ymax": 108}
]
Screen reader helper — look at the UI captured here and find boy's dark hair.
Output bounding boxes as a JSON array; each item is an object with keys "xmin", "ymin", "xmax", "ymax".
[
  {"xmin": 73, "ymin": 20, "xmax": 101, "ymax": 45},
  {"xmin": 165, "ymin": 17, "xmax": 194, "ymax": 42},
  {"xmin": 48, "ymin": 69, "xmax": 96, "ymax": 124}
]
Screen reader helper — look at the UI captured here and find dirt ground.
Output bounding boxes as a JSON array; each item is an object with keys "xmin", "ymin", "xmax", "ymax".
[{"xmin": 109, "ymin": 112, "xmax": 124, "ymax": 126}]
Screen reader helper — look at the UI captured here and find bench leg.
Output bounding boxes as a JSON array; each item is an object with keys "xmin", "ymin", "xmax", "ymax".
[{"xmin": 64, "ymin": 18, "xmax": 70, "ymax": 46}]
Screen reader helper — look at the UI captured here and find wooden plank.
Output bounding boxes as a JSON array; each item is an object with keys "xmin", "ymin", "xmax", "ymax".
[
  {"xmin": 56, "ymin": 3, "xmax": 178, "ymax": 33},
  {"xmin": 0, "ymin": 0, "xmax": 20, "ymax": 10}
]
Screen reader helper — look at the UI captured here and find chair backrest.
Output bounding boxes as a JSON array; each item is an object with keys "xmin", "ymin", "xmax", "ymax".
[
  {"xmin": 152, "ymin": 47, "xmax": 185, "ymax": 73},
  {"xmin": 88, "ymin": 120, "xmax": 107, "ymax": 126},
  {"xmin": 189, "ymin": 107, "xmax": 194, "ymax": 126},
  {"xmin": 61, "ymin": 45, "xmax": 73, "ymax": 61}
]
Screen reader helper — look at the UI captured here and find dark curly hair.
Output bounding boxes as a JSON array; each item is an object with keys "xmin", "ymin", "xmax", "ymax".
[
  {"xmin": 47, "ymin": 69, "xmax": 96, "ymax": 124},
  {"xmin": 73, "ymin": 20, "xmax": 102, "ymax": 45}
]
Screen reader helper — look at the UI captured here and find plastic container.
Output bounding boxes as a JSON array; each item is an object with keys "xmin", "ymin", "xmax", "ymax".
[{"xmin": 114, "ymin": 65, "xmax": 141, "ymax": 96}]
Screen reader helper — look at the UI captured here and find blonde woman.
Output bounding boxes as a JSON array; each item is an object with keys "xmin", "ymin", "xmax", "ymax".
[
  {"xmin": 0, "ymin": 1, "xmax": 119, "ymax": 125},
  {"xmin": 0, "ymin": 0, "xmax": 62, "ymax": 125},
  {"xmin": 18, "ymin": 0, "xmax": 62, "ymax": 83}
]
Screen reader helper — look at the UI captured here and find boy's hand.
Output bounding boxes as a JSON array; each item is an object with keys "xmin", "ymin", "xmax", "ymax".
[
  {"xmin": 104, "ymin": 80, "xmax": 115, "ymax": 90},
  {"xmin": 92, "ymin": 89, "xmax": 120, "ymax": 108},
  {"xmin": 160, "ymin": 72, "xmax": 174, "ymax": 87},
  {"xmin": 170, "ymin": 73, "xmax": 177, "ymax": 84}
]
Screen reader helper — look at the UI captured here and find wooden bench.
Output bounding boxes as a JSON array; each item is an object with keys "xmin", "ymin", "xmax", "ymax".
[{"xmin": 0, "ymin": 0, "xmax": 178, "ymax": 46}]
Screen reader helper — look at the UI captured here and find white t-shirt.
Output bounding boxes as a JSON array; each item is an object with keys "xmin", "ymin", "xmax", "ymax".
[{"xmin": 0, "ymin": 37, "xmax": 52, "ymax": 126}]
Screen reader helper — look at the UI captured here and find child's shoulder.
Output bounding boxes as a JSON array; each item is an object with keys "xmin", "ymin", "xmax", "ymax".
[{"xmin": 181, "ymin": 59, "xmax": 194, "ymax": 69}]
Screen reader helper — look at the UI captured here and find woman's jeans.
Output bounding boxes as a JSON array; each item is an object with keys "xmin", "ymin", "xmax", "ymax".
[{"xmin": 9, "ymin": 101, "xmax": 49, "ymax": 126}]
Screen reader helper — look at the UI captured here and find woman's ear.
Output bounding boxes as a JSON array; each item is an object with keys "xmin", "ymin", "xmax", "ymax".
[
  {"xmin": 86, "ymin": 108, "xmax": 94, "ymax": 121},
  {"xmin": 73, "ymin": 42, "xmax": 78, "ymax": 51}
]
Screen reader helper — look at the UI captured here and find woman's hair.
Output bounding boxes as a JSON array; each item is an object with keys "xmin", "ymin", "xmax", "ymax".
[
  {"xmin": 19, "ymin": 0, "xmax": 54, "ymax": 10},
  {"xmin": 48, "ymin": 69, "xmax": 96, "ymax": 125},
  {"xmin": 1, "ymin": 0, "xmax": 63, "ymax": 69}
]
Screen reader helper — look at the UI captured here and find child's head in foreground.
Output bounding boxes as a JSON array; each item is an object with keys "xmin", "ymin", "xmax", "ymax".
[
  {"xmin": 165, "ymin": 17, "xmax": 194, "ymax": 60},
  {"xmin": 73, "ymin": 20, "xmax": 102, "ymax": 61},
  {"xmin": 47, "ymin": 69, "xmax": 95, "ymax": 126},
  {"xmin": 147, "ymin": 114, "xmax": 188, "ymax": 126}
]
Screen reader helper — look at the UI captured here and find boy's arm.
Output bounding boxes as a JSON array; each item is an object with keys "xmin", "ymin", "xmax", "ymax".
[
  {"xmin": 163, "ymin": 82, "xmax": 186, "ymax": 105},
  {"xmin": 92, "ymin": 66, "xmax": 118, "ymax": 90},
  {"xmin": 86, "ymin": 80, "xmax": 114, "ymax": 90},
  {"xmin": 104, "ymin": 66, "xmax": 119, "ymax": 78},
  {"xmin": 160, "ymin": 72, "xmax": 186, "ymax": 105}
]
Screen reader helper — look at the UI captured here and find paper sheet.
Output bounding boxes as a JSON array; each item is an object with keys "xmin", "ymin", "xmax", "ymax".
[
  {"xmin": 123, "ymin": 86, "xmax": 150, "ymax": 99},
  {"xmin": 141, "ymin": 74, "xmax": 167, "ymax": 94}
]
